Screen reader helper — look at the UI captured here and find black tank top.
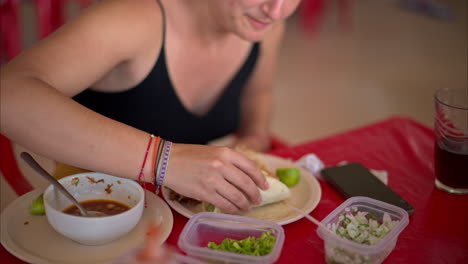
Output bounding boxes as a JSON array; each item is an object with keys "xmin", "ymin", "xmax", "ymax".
[{"xmin": 74, "ymin": 37, "xmax": 260, "ymax": 145}]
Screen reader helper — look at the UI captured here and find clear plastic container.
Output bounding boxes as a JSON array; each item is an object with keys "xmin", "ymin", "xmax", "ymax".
[
  {"xmin": 317, "ymin": 196, "xmax": 409, "ymax": 264},
  {"xmin": 178, "ymin": 212, "xmax": 285, "ymax": 264}
]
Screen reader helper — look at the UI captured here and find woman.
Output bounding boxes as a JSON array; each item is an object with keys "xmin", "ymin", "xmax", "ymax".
[{"xmin": 0, "ymin": 0, "xmax": 301, "ymax": 213}]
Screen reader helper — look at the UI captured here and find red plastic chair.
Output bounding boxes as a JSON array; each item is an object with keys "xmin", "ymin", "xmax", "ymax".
[{"xmin": 0, "ymin": 0, "xmax": 22, "ymax": 61}]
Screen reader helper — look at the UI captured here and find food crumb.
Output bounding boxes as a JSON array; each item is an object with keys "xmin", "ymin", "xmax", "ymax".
[
  {"xmin": 105, "ymin": 184, "xmax": 113, "ymax": 194},
  {"xmin": 24, "ymin": 221, "xmax": 29, "ymax": 225},
  {"xmin": 87, "ymin": 176, "xmax": 104, "ymax": 184},
  {"xmin": 71, "ymin": 177, "xmax": 80, "ymax": 186},
  {"xmin": 117, "ymin": 180, "xmax": 121, "ymax": 184}
]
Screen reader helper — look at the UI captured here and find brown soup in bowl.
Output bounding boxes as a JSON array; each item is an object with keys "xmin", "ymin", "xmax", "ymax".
[{"xmin": 63, "ymin": 199, "xmax": 130, "ymax": 216}]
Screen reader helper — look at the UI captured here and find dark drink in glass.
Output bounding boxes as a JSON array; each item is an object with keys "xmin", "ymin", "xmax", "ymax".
[
  {"xmin": 433, "ymin": 88, "xmax": 468, "ymax": 194},
  {"xmin": 434, "ymin": 140, "xmax": 468, "ymax": 190}
]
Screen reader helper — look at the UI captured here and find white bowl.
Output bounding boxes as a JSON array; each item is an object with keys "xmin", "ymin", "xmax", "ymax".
[{"xmin": 43, "ymin": 172, "xmax": 144, "ymax": 246}]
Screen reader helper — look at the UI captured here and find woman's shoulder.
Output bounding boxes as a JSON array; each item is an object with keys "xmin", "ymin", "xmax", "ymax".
[
  {"xmin": 43, "ymin": 0, "xmax": 165, "ymax": 93},
  {"xmin": 72, "ymin": 0, "xmax": 165, "ymax": 65},
  {"xmin": 86, "ymin": 0, "xmax": 163, "ymax": 34},
  {"xmin": 71, "ymin": 0, "xmax": 163, "ymax": 53}
]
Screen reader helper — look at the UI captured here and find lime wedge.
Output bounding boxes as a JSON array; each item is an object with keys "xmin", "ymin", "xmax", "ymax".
[
  {"xmin": 276, "ymin": 168, "xmax": 301, "ymax": 187},
  {"xmin": 30, "ymin": 193, "xmax": 45, "ymax": 215}
]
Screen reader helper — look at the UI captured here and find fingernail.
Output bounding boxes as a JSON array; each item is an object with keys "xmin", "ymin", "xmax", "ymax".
[
  {"xmin": 256, "ymin": 197, "xmax": 262, "ymax": 205},
  {"xmin": 263, "ymin": 181, "xmax": 269, "ymax": 190}
]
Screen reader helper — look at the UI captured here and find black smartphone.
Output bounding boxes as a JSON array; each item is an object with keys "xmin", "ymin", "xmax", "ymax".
[{"xmin": 321, "ymin": 162, "xmax": 414, "ymax": 215}]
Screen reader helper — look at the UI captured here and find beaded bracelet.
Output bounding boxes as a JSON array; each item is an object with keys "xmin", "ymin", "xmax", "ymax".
[{"xmin": 154, "ymin": 140, "xmax": 172, "ymax": 194}]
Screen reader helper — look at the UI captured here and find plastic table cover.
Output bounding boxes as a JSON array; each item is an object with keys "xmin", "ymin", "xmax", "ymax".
[
  {"xmin": 268, "ymin": 116, "xmax": 468, "ymax": 263},
  {"xmin": 2, "ymin": 116, "xmax": 467, "ymax": 263}
]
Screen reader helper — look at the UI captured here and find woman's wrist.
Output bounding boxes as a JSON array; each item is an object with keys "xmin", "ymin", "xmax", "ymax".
[{"xmin": 138, "ymin": 135, "xmax": 173, "ymax": 194}]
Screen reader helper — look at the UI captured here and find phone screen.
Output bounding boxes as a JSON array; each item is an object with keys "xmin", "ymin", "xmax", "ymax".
[{"xmin": 321, "ymin": 163, "xmax": 414, "ymax": 215}]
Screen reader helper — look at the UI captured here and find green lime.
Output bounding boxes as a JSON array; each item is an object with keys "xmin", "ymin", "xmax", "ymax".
[
  {"xmin": 276, "ymin": 168, "xmax": 301, "ymax": 187},
  {"xmin": 30, "ymin": 193, "xmax": 45, "ymax": 215}
]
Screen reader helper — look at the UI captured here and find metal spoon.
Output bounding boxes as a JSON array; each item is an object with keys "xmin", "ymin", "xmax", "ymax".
[{"xmin": 21, "ymin": 152, "xmax": 105, "ymax": 217}]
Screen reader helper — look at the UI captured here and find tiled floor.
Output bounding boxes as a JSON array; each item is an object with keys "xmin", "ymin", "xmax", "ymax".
[{"xmin": 1, "ymin": 0, "xmax": 467, "ymax": 210}]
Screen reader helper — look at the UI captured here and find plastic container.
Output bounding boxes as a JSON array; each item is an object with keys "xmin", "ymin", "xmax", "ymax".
[
  {"xmin": 317, "ymin": 196, "xmax": 409, "ymax": 264},
  {"xmin": 178, "ymin": 212, "xmax": 285, "ymax": 264}
]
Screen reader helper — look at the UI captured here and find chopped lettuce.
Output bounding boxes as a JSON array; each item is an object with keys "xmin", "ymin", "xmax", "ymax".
[{"xmin": 207, "ymin": 230, "xmax": 276, "ymax": 256}]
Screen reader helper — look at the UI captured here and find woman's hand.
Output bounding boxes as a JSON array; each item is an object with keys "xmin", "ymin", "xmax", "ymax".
[{"xmin": 163, "ymin": 144, "xmax": 269, "ymax": 214}]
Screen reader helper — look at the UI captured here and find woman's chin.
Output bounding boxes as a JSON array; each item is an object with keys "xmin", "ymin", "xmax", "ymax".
[{"xmin": 237, "ymin": 31, "xmax": 267, "ymax": 42}]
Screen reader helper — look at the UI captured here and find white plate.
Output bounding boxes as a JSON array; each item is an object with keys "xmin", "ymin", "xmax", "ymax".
[
  {"xmin": 162, "ymin": 153, "xmax": 322, "ymax": 225},
  {"xmin": 1, "ymin": 189, "xmax": 173, "ymax": 264}
]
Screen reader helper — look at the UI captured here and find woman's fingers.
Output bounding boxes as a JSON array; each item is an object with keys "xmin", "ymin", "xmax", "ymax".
[
  {"xmin": 228, "ymin": 149, "xmax": 269, "ymax": 190},
  {"xmin": 217, "ymin": 176, "xmax": 254, "ymax": 212},
  {"xmin": 196, "ymin": 171, "xmax": 251, "ymax": 213},
  {"xmin": 210, "ymin": 192, "xmax": 244, "ymax": 214},
  {"xmin": 222, "ymin": 163, "xmax": 263, "ymax": 206},
  {"xmin": 164, "ymin": 144, "xmax": 269, "ymax": 213}
]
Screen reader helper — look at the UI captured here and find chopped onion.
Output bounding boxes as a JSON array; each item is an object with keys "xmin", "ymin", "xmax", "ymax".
[{"xmin": 328, "ymin": 207, "xmax": 399, "ymax": 246}]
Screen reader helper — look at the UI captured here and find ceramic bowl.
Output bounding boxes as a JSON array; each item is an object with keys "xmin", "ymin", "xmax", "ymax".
[{"xmin": 43, "ymin": 172, "xmax": 144, "ymax": 246}]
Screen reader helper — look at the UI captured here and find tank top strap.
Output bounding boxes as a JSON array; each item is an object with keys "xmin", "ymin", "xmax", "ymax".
[{"xmin": 156, "ymin": 0, "xmax": 167, "ymax": 49}]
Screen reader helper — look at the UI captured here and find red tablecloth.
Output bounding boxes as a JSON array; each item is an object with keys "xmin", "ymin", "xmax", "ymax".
[{"xmin": 2, "ymin": 116, "xmax": 468, "ymax": 263}]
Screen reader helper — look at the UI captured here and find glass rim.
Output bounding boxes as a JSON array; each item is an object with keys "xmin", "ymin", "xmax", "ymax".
[{"xmin": 434, "ymin": 88, "xmax": 468, "ymax": 110}]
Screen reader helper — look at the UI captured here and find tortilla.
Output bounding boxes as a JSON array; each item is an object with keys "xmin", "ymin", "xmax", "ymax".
[
  {"xmin": 256, "ymin": 177, "xmax": 290, "ymax": 207},
  {"xmin": 166, "ymin": 176, "xmax": 291, "ymax": 213}
]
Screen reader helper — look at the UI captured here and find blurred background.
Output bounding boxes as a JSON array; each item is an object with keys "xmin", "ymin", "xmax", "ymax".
[
  {"xmin": 272, "ymin": 0, "xmax": 467, "ymax": 144},
  {"xmin": 1, "ymin": 0, "xmax": 467, "ymax": 209}
]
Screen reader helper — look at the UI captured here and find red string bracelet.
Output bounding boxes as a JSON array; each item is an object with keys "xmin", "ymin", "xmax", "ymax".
[{"xmin": 138, "ymin": 134, "xmax": 154, "ymax": 207}]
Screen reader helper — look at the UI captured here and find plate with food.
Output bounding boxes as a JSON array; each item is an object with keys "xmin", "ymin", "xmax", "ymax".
[
  {"xmin": 162, "ymin": 152, "xmax": 322, "ymax": 225},
  {"xmin": 1, "ymin": 189, "xmax": 173, "ymax": 264}
]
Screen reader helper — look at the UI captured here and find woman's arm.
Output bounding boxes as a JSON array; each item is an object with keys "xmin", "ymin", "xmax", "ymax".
[
  {"xmin": 0, "ymin": 0, "xmax": 267, "ymax": 213},
  {"xmin": 0, "ymin": 0, "xmax": 163, "ymax": 178},
  {"xmin": 235, "ymin": 22, "xmax": 286, "ymax": 152}
]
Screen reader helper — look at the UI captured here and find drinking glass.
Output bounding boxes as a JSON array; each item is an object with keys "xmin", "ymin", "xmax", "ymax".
[{"xmin": 434, "ymin": 87, "xmax": 468, "ymax": 194}]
